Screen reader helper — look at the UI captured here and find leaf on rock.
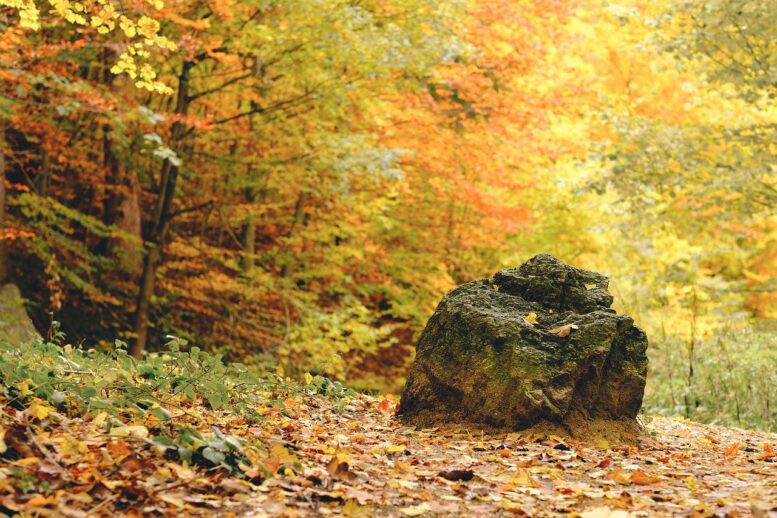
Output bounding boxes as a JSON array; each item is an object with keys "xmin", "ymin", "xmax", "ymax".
[
  {"xmin": 548, "ymin": 324, "xmax": 579, "ymax": 338},
  {"xmin": 524, "ymin": 312, "xmax": 538, "ymax": 325}
]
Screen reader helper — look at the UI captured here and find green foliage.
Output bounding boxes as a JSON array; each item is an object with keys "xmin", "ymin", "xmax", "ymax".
[
  {"xmin": 281, "ymin": 297, "xmax": 394, "ymax": 380},
  {"xmin": 0, "ymin": 335, "xmax": 270, "ymax": 420},
  {"xmin": 644, "ymin": 323, "xmax": 777, "ymax": 432},
  {"xmin": 0, "ymin": 334, "xmax": 283, "ymax": 475}
]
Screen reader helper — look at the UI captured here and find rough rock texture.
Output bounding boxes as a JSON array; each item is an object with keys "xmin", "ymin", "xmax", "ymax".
[
  {"xmin": 0, "ymin": 284, "xmax": 40, "ymax": 344},
  {"xmin": 398, "ymin": 254, "xmax": 648, "ymax": 435}
]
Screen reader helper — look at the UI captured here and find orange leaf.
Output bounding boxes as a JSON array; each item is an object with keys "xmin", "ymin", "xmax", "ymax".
[
  {"xmin": 724, "ymin": 443, "xmax": 742, "ymax": 458},
  {"xmin": 548, "ymin": 324, "xmax": 579, "ymax": 338},
  {"xmin": 630, "ymin": 470, "xmax": 662, "ymax": 485}
]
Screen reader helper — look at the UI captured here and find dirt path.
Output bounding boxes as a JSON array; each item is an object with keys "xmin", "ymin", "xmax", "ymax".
[{"xmin": 243, "ymin": 396, "xmax": 776, "ymax": 517}]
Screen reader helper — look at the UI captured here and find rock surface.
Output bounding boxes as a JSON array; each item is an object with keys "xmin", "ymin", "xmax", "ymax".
[
  {"xmin": 398, "ymin": 254, "xmax": 648, "ymax": 435},
  {"xmin": 0, "ymin": 284, "xmax": 40, "ymax": 344}
]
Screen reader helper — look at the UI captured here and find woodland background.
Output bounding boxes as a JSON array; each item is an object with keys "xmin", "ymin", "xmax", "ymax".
[{"xmin": 0, "ymin": 0, "xmax": 775, "ymax": 431}]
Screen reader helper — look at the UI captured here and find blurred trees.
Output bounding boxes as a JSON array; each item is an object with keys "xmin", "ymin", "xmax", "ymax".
[{"xmin": 0, "ymin": 0, "xmax": 774, "ymax": 426}]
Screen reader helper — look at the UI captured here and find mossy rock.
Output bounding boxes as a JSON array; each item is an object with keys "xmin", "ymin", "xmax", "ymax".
[
  {"xmin": 398, "ymin": 254, "xmax": 648, "ymax": 436},
  {"xmin": 0, "ymin": 284, "xmax": 41, "ymax": 345}
]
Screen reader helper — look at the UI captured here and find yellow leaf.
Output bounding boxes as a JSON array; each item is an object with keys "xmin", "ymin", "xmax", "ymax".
[
  {"xmin": 160, "ymin": 493, "xmax": 185, "ymax": 508},
  {"xmin": 15, "ymin": 457, "xmax": 41, "ymax": 466},
  {"xmin": 581, "ymin": 507, "xmax": 633, "ymax": 518},
  {"xmin": 385, "ymin": 444, "xmax": 406, "ymax": 455},
  {"xmin": 109, "ymin": 425, "xmax": 149, "ymax": 439},
  {"xmin": 60, "ymin": 438, "xmax": 88, "ymax": 456},
  {"xmin": 524, "ymin": 312, "xmax": 538, "ymax": 325},
  {"xmin": 400, "ymin": 502, "xmax": 432, "ymax": 516},
  {"xmin": 304, "ymin": 372, "xmax": 314, "ymax": 385},
  {"xmin": 343, "ymin": 499, "xmax": 373, "ymax": 517},
  {"xmin": 28, "ymin": 400, "xmax": 55, "ymax": 420},
  {"xmin": 16, "ymin": 379, "xmax": 35, "ymax": 397},
  {"xmin": 686, "ymin": 475, "xmax": 699, "ymax": 491},
  {"xmin": 596, "ymin": 439, "xmax": 610, "ymax": 449},
  {"xmin": 269, "ymin": 444, "xmax": 299, "ymax": 465},
  {"xmin": 509, "ymin": 468, "xmax": 533, "ymax": 486},
  {"xmin": 92, "ymin": 412, "xmax": 109, "ymax": 427}
]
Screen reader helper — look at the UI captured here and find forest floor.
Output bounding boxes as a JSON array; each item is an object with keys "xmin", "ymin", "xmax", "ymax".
[{"xmin": 1, "ymin": 391, "xmax": 775, "ymax": 517}]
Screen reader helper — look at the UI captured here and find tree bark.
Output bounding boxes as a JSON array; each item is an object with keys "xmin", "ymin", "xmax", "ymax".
[
  {"xmin": 131, "ymin": 62, "xmax": 193, "ymax": 358},
  {"xmin": 242, "ymin": 180, "xmax": 257, "ymax": 274},
  {"xmin": 97, "ymin": 124, "xmax": 143, "ymax": 273},
  {"xmin": 0, "ymin": 122, "xmax": 8, "ymax": 285},
  {"xmin": 279, "ymin": 191, "xmax": 306, "ymax": 279}
]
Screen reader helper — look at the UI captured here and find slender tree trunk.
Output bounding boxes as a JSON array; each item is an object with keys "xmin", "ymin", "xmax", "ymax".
[
  {"xmin": 279, "ymin": 191, "xmax": 306, "ymax": 279},
  {"xmin": 243, "ymin": 217, "xmax": 256, "ymax": 273},
  {"xmin": 243, "ymin": 186, "xmax": 257, "ymax": 274},
  {"xmin": 97, "ymin": 124, "xmax": 142, "ymax": 273},
  {"xmin": 0, "ymin": 122, "xmax": 8, "ymax": 284},
  {"xmin": 131, "ymin": 62, "xmax": 193, "ymax": 357}
]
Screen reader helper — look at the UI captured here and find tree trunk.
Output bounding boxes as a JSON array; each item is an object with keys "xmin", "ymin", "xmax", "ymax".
[
  {"xmin": 242, "ymin": 181, "xmax": 257, "ymax": 274},
  {"xmin": 131, "ymin": 62, "xmax": 192, "ymax": 358},
  {"xmin": 279, "ymin": 191, "xmax": 306, "ymax": 279},
  {"xmin": 97, "ymin": 124, "xmax": 142, "ymax": 274},
  {"xmin": 0, "ymin": 122, "xmax": 8, "ymax": 285}
]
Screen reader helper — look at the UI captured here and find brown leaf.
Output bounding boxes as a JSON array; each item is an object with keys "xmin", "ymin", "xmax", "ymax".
[
  {"xmin": 327, "ymin": 454, "xmax": 351, "ymax": 478},
  {"xmin": 548, "ymin": 324, "xmax": 579, "ymax": 338},
  {"xmin": 438, "ymin": 469, "xmax": 474, "ymax": 481}
]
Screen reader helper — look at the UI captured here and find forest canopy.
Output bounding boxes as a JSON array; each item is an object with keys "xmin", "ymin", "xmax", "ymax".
[{"xmin": 0, "ymin": 0, "xmax": 774, "ymax": 431}]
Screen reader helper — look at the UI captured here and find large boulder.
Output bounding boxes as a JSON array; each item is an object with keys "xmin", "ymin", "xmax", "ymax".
[
  {"xmin": 0, "ymin": 284, "xmax": 41, "ymax": 344},
  {"xmin": 398, "ymin": 254, "xmax": 648, "ymax": 436}
]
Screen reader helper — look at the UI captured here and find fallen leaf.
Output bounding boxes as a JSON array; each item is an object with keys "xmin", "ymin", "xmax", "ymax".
[
  {"xmin": 59, "ymin": 438, "xmax": 88, "ymax": 456},
  {"xmin": 607, "ymin": 469, "xmax": 632, "ymax": 484},
  {"xmin": 343, "ymin": 499, "xmax": 373, "ymax": 518},
  {"xmin": 27, "ymin": 399, "xmax": 55, "ymax": 420},
  {"xmin": 401, "ymin": 502, "xmax": 432, "ymax": 516},
  {"xmin": 723, "ymin": 443, "xmax": 742, "ymax": 458},
  {"xmin": 438, "ymin": 469, "xmax": 474, "ymax": 481},
  {"xmin": 107, "ymin": 439, "xmax": 132, "ymax": 458},
  {"xmin": 548, "ymin": 323, "xmax": 579, "ymax": 338},
  {"xmin": 630, "ymin": 470, "xmax": 662, "ymax": 485},
  {"xmin": 327, "ymin": 453, "xmax": 351, "ymax": 477},
  {"xmin": 159, "ymin": 493, "xmax": 186, "ymax": 508},
  {"xmin": 109, "ymin": 425, "xmax": 149, "ymax": 439},
  {"xmin": 15, "ymin": 379, "xmax": 35, "ymax": 398},
  {"xmin": 376, "ymin": 399, "xmax": 395, "ymax": 414},
  {"xmin": 581, "ymin": 506, "xmax": 633, "ymax": 518},
  {"xmin": 524, "ymin": 312, "xmax": 538, "ymax": 325}
]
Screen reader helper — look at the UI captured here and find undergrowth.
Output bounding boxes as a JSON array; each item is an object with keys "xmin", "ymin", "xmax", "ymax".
[{"xmin": 0, "ymin": 332, "xmax": 353, "ymax": 479}]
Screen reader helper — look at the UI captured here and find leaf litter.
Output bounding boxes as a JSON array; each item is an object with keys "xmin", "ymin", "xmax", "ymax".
[{"xmin": 0, "ymin": 392, "xmax": 775, "ymax": 516}]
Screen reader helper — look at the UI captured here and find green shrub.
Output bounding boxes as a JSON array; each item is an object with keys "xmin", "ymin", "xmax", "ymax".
[
  {"xmin": 644, "ymin": 324, "xmax": 777, "ymax": 432},
  {"xmin": 0, "ymin": 333, "xmax": 352, "ymax": 478}
]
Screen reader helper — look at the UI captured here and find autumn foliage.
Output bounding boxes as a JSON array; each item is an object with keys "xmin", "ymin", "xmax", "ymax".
[{"xmin": 0, "ymin": 0, "xmax": 774, "ymax": 426}]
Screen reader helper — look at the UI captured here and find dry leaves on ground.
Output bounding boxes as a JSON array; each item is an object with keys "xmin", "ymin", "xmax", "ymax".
[{"xmin": 0, "ymin": 393, "xmax": 775, "ymax": 516}]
